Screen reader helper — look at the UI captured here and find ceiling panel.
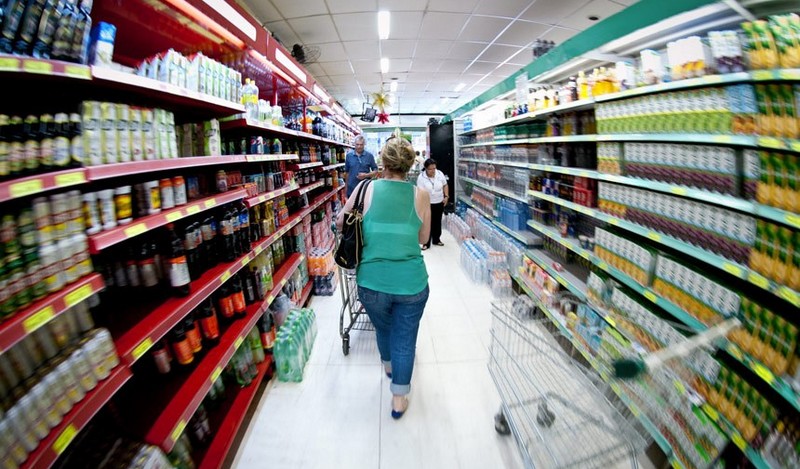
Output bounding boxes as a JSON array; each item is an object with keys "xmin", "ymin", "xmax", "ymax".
[
  {"xmin": 312, "ymin": 42, "xmax": 349, "ymax": 62},
  {"xmin": 320, "ymin": 61, "xmax": 353, "ymax": 75},
  {"xmin": 410, "ymin": 59, "xmax": 442, "ymax": 73},
  {"xmin": 306, "ymin": 63, "xmax": 326, "ymax": 77},
  {"xmin": 558, "ymin": 0, "xmax": 626, "ymax": 30},
  {"xmin": 326, "ymin": 0, "xmax": 377, "ymax": 14},
  {"xmin": 404, "ymin": 83, "xmax": 430, "ymax": 92},
  {"xmin": 419, "ymin": 12, "xmax": 469, "ymax": 41},
  {"xmin": 331, "ymin": 75, "xmax": 358, "ymax": 86},
  {"xmin": 427, "ymin": 0, "xmax": 481, "ymax": 13},
  {"xmin": 287, "ymin": 16, "xmax": 339, "ymax": 44},
  {"xmin": 359, "ymin": 72, "xmax": 384, "ymax": 85},
  {"xmin": 465, "ymin": 61, "xmax": 499, "ymax": 75},
  {"xmin": 271, "ymin": 0, "xmax": 329, "ymax": 19},
  {"xmin": 406, "ymin": 73, "xmax": 433, "ymax": 83},
  {"xmin": 386, "ymin": 58, "xmax": 413, "ymax": 73},
  {"xmin": 494, "ymin": 63, "xmax": 522, "ymax": 77},
  {"xmin": 520, "ymin": 0, "xmax": 590, "ymax": 24},
  {"xmin": 477, "ymin": 44, "xmax": 522, "ymax": 63},
  {"xmin": 496, "ymin": 20, "xmax": 549, "ymax": 46},
  {"xmin": 343, "ymin": 40, "xmax": 381, "ymax": 60},
  {"xmin": 266, "ymin": 21, "xmax": 301, "ymax": 46},
  {"xmin": 459, "ymin": 16, "xmax": 512, "ymax": 42},
  {"xmin": 389, "ymin": 11, "xmax": 425, "ymax": 39},
  {"xmin": 377, "ymin": 0, "xmax": 428, "ymax": 9},
  {"xmin": 473, "ymin": 0, "xmax": 535, "ymax": 18},
  {"xmin": 448, "ymin": 42, "xmax": 489, "ymax": 60},
  {"xmin": 437, "ymin": 59, "xmax": 472, "ymax": 74},
  {"xmin": 351, "ymin": 60, "xmax": 380, "ymax": 74},
  {"xmin": 380, "ymin": 40, "xmax": 417, "ymax": 59},
  {"xmin": 412, "ymin": 40, "xmax": 454, "ymax": 59},
  {"xmin": 332, "ymin": 13, "xmax": 376, "ymax": 41}
]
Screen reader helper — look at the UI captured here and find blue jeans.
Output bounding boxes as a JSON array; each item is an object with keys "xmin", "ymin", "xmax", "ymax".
[{"xmin": 358, "ymin": 285, "xmax": 429, "ymax": 396}]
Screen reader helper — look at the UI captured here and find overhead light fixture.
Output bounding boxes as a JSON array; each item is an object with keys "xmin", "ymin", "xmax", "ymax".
[
  {"xmin": 454, "ymin": 83, "xmax": 466, "ymax": 92},
  {"xmin": 380, "ymin": 57, "xmax": 389, "ymax": 74},
  {"xmin": 201, "ymin": 0, "xmax": 256, "ymax": 40},
  {"xmin": 378, "ymin": 11, "xmax": 391, "ymax": 40},
  {"xmin": 275, "ymin": 48, "xmax": 307, "ymax": 83},
  {"xmin": 162, "ymin": 0, "xmax": 246, "ymax": 48},
  {"xmin": 313, "ymin": 84, "xmax": 330, "ymax": 103},
  {"xmin": 390, "ymin": 80, "xmax": 398, "ymax": 92}
]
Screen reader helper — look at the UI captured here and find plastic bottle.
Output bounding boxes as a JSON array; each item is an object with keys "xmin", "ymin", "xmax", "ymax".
[
  {"xmin": 165, "ymin": 223, "xmax": 191, "ymax": 296},
  {"xmin": 14, "ymin": 0, "xmax": 46, "ymax": 55}
]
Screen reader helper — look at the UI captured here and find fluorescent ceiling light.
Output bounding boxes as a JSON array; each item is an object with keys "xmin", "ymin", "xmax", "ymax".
[
  {"xmin": 202, "ymin": 0, "xmax": 256, "ymax": 40},
  {"xmin": 390, "ymin": 81, "xmax": 398, "ymax": 92},
  {"xmin": 380, "ymin": 57, "xmax": 389, "ymax": 74},
  {"xmin": 313, "ymin": 84, "xmax": 330, "ymax": 103},
  {"xmin": 275, "ymin": 48, "xmax": 307, "ymax": 83},
  {"xmin": 454, "ymin": 83, "xmax": 466, "ymax": 92},
  {"xmin": 378, "ymin": 11, "xmax": 391, "ymax": 40}
]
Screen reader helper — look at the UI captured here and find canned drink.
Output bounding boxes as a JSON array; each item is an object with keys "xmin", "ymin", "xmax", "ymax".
[
  {"xmin": 30, "ymin": 377, "xmax": 61, "ymax": 429},
  {"xmin": 73, "ymin": 233, "xmax": 93, "ymax": 278},
  {"xmin": 72, "ymin": 302, "xmax": 95, "ymax": 333},
  {"xmin": 32, "ymin": 197, "xmax": 53, "ymax": 244},
  {"xmin": 43, "ymin": 369, "xmax": 72, "ymax": 417},
  {"xmin": 0, "ymin": 418, "xmax": 27, "ymax": 466},
  {"xmin": 53, "ymin": 356, "xmax": 85, "ymax": 405},
  {"xmin": 82, "ymin": 335, "xmax": 110, "ymax": 381},
  {"xmin": 66, "ymin": 190, "xmax": 83, "ymax": 235},
  {"xmin": 5, "ymin": 405, "xmax": 37, "ymax": 452},
  {"xmin": 17, "ymin": 392, "xmax": 48, "ymax": 441},
  {"xmin": 58, "ymin": 237, "xmax": 79, "ymax": 285},
  {"xmin": 91, "ymin": 329, "xmax": 120, "ymax": 374},
  {"xmin": 50, "ymin": 193, "xmax": 69, "ymax": 241},
  {"xmin": 68, "ymin": 346, "xmax": 97, "ymax": 392}
]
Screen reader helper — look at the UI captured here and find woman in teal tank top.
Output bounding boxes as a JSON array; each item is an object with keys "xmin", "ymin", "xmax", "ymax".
[{"xmin": 336, "ymin": 137, "xmax": 431, "ymax": 419}]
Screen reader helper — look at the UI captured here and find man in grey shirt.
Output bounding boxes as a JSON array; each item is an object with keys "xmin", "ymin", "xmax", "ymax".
[{"xmin": 344, "ymin": 135, "xmax": 378, "ymax": 197}]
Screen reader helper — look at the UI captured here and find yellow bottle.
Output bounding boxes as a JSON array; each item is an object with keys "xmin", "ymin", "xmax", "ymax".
[{"xmin": 577, "ymin": 71, "xmax": 588, "ymax": 100}]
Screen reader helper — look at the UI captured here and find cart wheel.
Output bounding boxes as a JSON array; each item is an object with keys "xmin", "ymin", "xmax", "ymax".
[
  {"xmin": 536, "ymin": 402, "xmax": 556, "ymax": 427},
  {"xmin": 342, "ymin": 337, "xmax": 350, "ymax": 356},
  {"xmin": 494, "ymin": 411, "xmax": 511, "ymax": 435}
]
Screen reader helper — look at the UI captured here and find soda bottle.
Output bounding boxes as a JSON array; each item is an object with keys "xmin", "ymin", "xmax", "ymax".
[
  {"xmin": 221, "ymin": 208, "xmax": 235, "ymax": 262},
  {"xmin": 258, "ymin": 311, "xmax": 275, "ymax": 353},
  {"xmin": 230, "ymin": 206, "xmax": 241, "ymax": 259},
  {"xmin": 22, "ymin": 115, "xmax": 40, "ymax": 174},
  {"xmin": 201, "ymin": 216, "xmax": 217, "ymax": 268},
  {"xmin": 248, "ymin": 327, "xmax": 265, "ymax": 363},
  {"xmin": 243, "ymin": 269, "xmax": 257, "ymax": 305},
  {"xmin": 165, "ymin": 223, "xmax": 191, "ymax": 296},
  {"xmin": 68, "ymin": 112, "xmax": 82, "ymax": 167},
  {"xmin": 216, "ymin": 284, "xmax": 235, "ymax": 322},
  {"xmin": 231, "ymin": 274, "xmax": 246, "ymax": 318},
  {"xmin": 184, "ymin": 223, "xmax": 201, "ymax": 280},
  {"xmin": 238, "ymin": 201, "xmax": 250, "ymax": 254},
  {"xmin": 137, "ymin": 240, "xmax": 159, "ymax": 289},
  {"xmin": 184, "ymin": 314, "xmax": 203, "ymax": 355},
  {"xmin": 197, "ymin": 300, "xmax": 220, "ymax": 345},
  {"xmin": 188, "ymin": 403, "xmax": 211, "ymax": 446}
]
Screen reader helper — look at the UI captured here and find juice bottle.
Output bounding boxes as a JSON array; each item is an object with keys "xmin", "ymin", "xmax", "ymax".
[
  {"xmin": 756, "ymin": 152, "xmax": 772, "ymax": 205},
  {"xmin": 577, "ymin": 71, "xmax": 588, "ymax": 100}
]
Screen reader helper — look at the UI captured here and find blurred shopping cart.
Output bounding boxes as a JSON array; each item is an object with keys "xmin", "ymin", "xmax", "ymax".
[
  {"xmin": 338, "ymin": 266, "xmax": 374, "ymax": 355},
  {"xmin": 489, "ymin": 296, "xmax": 649, "ymax": 469}
]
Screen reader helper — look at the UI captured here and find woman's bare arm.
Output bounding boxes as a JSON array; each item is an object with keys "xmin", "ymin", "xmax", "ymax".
[{"xmin": 416, "ymin": 189, "xmax": 431, "ymax": 244}]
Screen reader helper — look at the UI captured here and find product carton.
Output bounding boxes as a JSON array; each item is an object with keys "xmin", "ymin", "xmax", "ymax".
[
  {"xmin": 141, "ymin": 108, "xmax": 156, "ymax": 161},
  {"xmin": 129, "ymin": 108, "xmax": 144, "ymax": 162},
  {"xmin": 116, "ymin": 104, "xmax": 131, "ymax": 163},
  {"xmin": 88, "ymin": 22, "xmax": 116, "ymax": 67}
]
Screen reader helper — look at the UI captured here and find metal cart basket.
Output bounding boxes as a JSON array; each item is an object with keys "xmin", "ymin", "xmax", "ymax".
[
  {"xmin": 338, "ymin": 266, "xmax": 374, "ymax": 355},
  {"xmin": 489, "ymin": 297, "xmax": 649, "ymax": 469}
]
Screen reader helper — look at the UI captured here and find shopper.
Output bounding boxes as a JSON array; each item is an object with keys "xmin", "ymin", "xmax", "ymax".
[
  {"xmin": 343, "ymin": 135, "xmax": 379, "ymax": 197},
  {"xmin": 416, "ymin": 158, "xmax": 449, "ymax": 250},
  {"xmin": 336, "ymin": 137, "xmax": 431, "ymax": 419}
]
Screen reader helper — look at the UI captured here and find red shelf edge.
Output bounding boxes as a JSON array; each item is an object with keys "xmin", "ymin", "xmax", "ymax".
[
  {"xmin": 298, "ymin": 181, "xmax": 325, "ymax": 195},
  {"xmin": 219, "ymin": 119, "xmax": 351, "ymax": 147},
  {"xmin": 298, "ymin": 281, "xmax": 313, "ymax": 307},
  {"xmin": 0, "ymin": 273, "xmax": 105, "ymax": 353},
  {"xmin": 146, "ymin": 253, "xmax": 304, "ymax": 452},
  {"xmin": 196, "ymin": 357, "xmax": 272, "ymax": 469},
  {"xmin": 243, "ymin": 183, "xmax": 299, "ymax": 208},
  {"xmin": 23, "ymin": 365, "xmax": 133, "ymax": 469},
  {"xmin": 0, "ymin": 168, "xmax": 87, "ymax": 203},
  {"xmin": 88, "ymin": 188, "xmax": 248, "ymax": 254},
  {"xmin": 90, "ymin": 66, "xmax": 245, "ymax": 114},
  {"xmin": 85, "ymin": 156, "xmax": 246, "ymax": 180},
  {"xmin": 291, "ymin": 162, "xmax": 323, "ymax": 170}
]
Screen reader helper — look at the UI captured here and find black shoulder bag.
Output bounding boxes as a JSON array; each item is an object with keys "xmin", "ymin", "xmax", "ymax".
[{"xmin": 335, "ymin": 180, "xmax": 372, "ymax": 269}]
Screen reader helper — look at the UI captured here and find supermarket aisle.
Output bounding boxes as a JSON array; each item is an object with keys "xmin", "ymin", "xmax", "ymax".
[{"xmin": 233, "ymin": 222, "xmax": 524, "ymax": 469}]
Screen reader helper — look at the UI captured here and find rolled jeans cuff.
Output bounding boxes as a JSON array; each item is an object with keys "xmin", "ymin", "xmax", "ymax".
[{"xmin": 390, "ymin": 382, "xmax": 411, "ymax": 396}]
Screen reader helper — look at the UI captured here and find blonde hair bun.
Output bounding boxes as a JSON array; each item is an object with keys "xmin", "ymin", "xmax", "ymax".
[{"xmin": 381, "ymin": 138, "xmax": 415, "ymax": 174}]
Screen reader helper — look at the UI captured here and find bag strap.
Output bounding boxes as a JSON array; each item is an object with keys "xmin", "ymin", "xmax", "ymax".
[{"xmin": 353, "ymin": 179, "xmax": 372, "ymax": 214}]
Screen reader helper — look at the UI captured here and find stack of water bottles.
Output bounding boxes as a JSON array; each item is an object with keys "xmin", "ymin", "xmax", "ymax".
[
  {"xmin": 471, "ymin": 213, "xmax": 526, "ymax": 274},
  {"xmin": 445, "ymin": 215, "xmax": 472, "ymax": 244},
  {"xmin": 461, "ymin": 239, "xmax": 489, "ymax": 283},
  {"xmin": 496, "ymin": 198, "xmax": 529, "ymax": 230},
  {"xmin": 274, "ymin": 308, "xmax": 318, "ymax": 382}
]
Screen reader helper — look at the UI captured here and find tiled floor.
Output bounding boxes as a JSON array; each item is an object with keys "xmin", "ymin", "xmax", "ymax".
[{"xmin": 233, "ymin": 229, "xmax": 524, "ymax": 469}]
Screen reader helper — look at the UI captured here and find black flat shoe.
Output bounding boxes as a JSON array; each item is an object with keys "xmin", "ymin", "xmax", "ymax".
[{"xmin": 434, "ymin": 242, "xmax": 444, "ymax": 246}]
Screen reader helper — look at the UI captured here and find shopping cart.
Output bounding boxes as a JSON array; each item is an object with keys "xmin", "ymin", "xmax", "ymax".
[
  {"xmin": 489, "ymin": 295, "xmax": 649, "ymax": 469},
  {"xmin": 337, "ymin": 266, "xmax": 374, "ymax": 355}
]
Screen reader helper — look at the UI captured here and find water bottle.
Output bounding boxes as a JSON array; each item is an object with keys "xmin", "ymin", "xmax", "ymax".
[{"xmin": 249, "ymin": 80, "xmax": 260, "ymax": 121}]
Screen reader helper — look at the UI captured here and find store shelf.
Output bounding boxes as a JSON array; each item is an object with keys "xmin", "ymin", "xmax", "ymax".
[
  {"xmin": 195, "ymin": 357, "xmax": 272, "ymax": 469},
  {"xmin": 457, "ymin": 195, "xmax": 538, "ymax": 246},
  {"xmin": 298, "ymin": 181, "xmax": 325, "ymax": 196},
  {"xmin": 144, "ymin": 252, "xmax": 303, "ymax": 451},
  {"xmin": 88, "ymin": 189, "xmax": 248, "ymax": 254},
  {"xmin": 244, "ymin": 154, "xmax": 299, "ymax": 163},
  {"xmin": 291, "ymin": 162, "xmax": 324, "ymax": 170},
  {"xmin": 459, "ymin": 176, "xmax": 528, "ymax": 203},
  {"xmin": 459, "ymin": 158, "xmax": 534, "ymax": 170},
  {"xmin": 698, "ymin": 403, "xmax": 774, "ymax": 469},
  {"xmin": 510, "ymin": 273, "xmax": 686, "ymax": 469},
  {"xmin": 244, "ymin": 183, "xmax": 299, "ymax": 208},
  {"xmin": 0, "ymin": 54, "xmax": 91, "ymax": 80},
  {"xmin": 595, "ymin": 73, "xmax": 753, "ymax": 102},
  {"xmin": 91, "ymin": 66, "xmax": 244, "ymax": 116},
  {"xmin": 0, "ymin": 168, "xmax": 87, "ymax": 203},
  {"xmin": 525, "ymin": 218, "xmax": 800, "ymax": 413},
  {"xmin": 458, "ymin": 98, "xmax": 596, "ymax": 135},
  {"xmin": 321, "ymin": 162, "xmax": 345, "ymax": 171},
  {"xmin": 461, "ymin": 134, "xmax": 598, "ymax": 148},
  {"xmin": 298, "ymin": 280, "xmax": 313, "ymax": 307},
  {"xmin": 219, "ymin": 119, "xmax": 352, "ymax": 148},
  {"xmin": 595, "ymin": 133, "xmax": 761, "ymax": 147},
  {"xmin": 523, "ymin": 248, "xmax": 587, "ymax": 299},
  {"xmin": 85, "ymin": 155, "xmax": 298, "ymax": 181},
  {"xmin": 0, "ymin": 273, "xmax": 105, "ymax": 353},
  {"xmin": 22, "ymin": 365, "xmax": 133, "ymax": 469},
  {"xmin": 528, "ymin": 189, "xmax": 800, "ymax": 308}
]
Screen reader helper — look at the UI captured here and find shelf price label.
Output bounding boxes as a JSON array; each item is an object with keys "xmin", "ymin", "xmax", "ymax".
[
  {"xmin": 778, "ymin": 286, "xmax": 799, "ymax": 306},
  {"xmin": 171, "ymin": 420, "xmax": 187, "ymax": 443},
  {"xmin": 670, "ymin": 187, "xmax": 688, "ymax": 196},
  {"xmin": 722, "ymin": 262, "xmax": 744, "ymax": 278},
  {"xmin": 210, "ymin": 366, "xmax": 222, "ymax": 383},
  {"xmin": 23, "ymin": 306, "xmax": 55, "ymax": 333},
  {"xmin": 64, "ymin": 283, "xmax": 93, "ymax": 308},
  {"xmin": 23, "ymin": 59, "xmax": 53, "ymax": 74},
  {"xmin": 0, "ymin": 56, "xmax": 20, "ymax": 70},
  {"xmin": 751, "ymin": 363, "xmax": 776, "ymax": 385},
  {"xmin": 643, "ymin": 291, "xmax": 658, "ymax": 303},
  {"xmin": 751, "ymin": 70, "xmax": 773, "ymax": 81},
  {"xmin": 758, "ymin": 136, "xmax": 783, "ymax": 149},
  {"xmin": 64, "ymin": 65, "xmax": 91, "ymax": 79},
  {"xmin": 702, "ymin": 404, "xmax": 719, "ymax": 422},
  {"xmin": 9, "ymin": 179, "xmax": 44, "ymax": 198},
  {"xmin": 165, "ymin": 211, "xmax": 182, "ymax": 223},
  {"xmin": 711, "ymin": 135, "xmax": 734, "ymax": 144},
  {"xmin": 778, "ymin": 69, "xmax": 800, "ymax": 80},
  {"xmin": 731, "ymin": 432, "xmax": 747, "ymax": 450},
  {"xmin": 52, "ymin": 424, "xmax": 78, "ymax": 456},
  {"xmin": 234, "ymin": 336, "xmax": 244, "ymax": 349},
  {"xmin": 55, "ymin": 171, "xmax": 86, "ymax": 187},
  {"xmin": 785, "ymin": 213, "xmax": 800, "ymax": 229},
  {"xmin": 748, "ymin": 271, "xmax": 770, "ymax": 290},
  {"xmin": 124, "ymin": 223, "xmax": 147, "ymax": 239},
  {"xmin": 646, "ymin": 231, "xmax": 661, "ymax": 242},
  {"xmin": 727, "ymin": 344, "xmax": 744, "ymax": 361},
  {"xmin": 132, "ymin": 337, "xmax": 154, "ymax": 361},
  {"xmin": 220, "ymin": 270, "xmax": 231, "ymax": 284},
  {"xmin": 186, "ymin": 205, "xmax": 200, "ymax": 215},
  {"xmin": 204, "ymin": 198, "xmax": 216, "ymax": 209}
]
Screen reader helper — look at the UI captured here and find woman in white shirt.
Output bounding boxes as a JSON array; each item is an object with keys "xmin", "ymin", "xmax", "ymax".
[{"xmin": 416, "ymin": 159, "xmax": 449, "ymax": 250}]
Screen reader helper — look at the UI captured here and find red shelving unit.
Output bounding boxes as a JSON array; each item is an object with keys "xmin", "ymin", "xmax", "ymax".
[
  {"xmin": 85, "ymin": 156, "xmax": 246, "ymax": 181},
  {"xmin": 219, "ymin": 119, "xmax": 352, "ymax": 148},
  {"xmin": 91, "ymin": 66, "xmax": 245, "ymax": 116},
  {"xmin": 195, "ymin": 357, "xmax": 273, "ymax": 469},
  {"xmin": 143, "ymin": 253, "xmax": 304, "ymax": 452},
  {"xmin": 0, "ymin": 168, "xmax": 87, "ymax": 203},
  {"xmin": 243, "ymin": 183, "xmax": 299, "ymax": 208},
  {"xmin": 87, "ymin": 188, "xmax": 248, "ymax": 254},
  {"xmin": 321, "ymin": 162, "xmax": 345, "ymax": 171},
  {"xmin": 0, "ymin": 273, "xmax": 105, "ymax": 353},
  {"xmin": 298, "ymin": 281, "xmax": 313, "ymax": 307},
  {"xmin": 0, "ymin": 54, "xmax": 91, "ymax": 80},
  {"xmin": 244, "ymin": 154, "xmax": 298, "ymax": 163},
  {"xmin": 298, "ymin": 181, "xmax": 325, "ymax": 196},
  {"xmin": 291, "ymin": 162, "xmax": 324, "ymax": 171},
  {"xmin": 22, "ymin": 365, "xmax": 133, "ymax": 469}
]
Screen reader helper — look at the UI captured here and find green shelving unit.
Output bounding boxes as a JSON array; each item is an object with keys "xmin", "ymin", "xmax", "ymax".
[
  {"xmin": 459, "ymin": 176, "xmax": 528, "ymax": 204},
  {"xmin": 456, "ymin": 195, "xmax": 538, "ymax": 246}
]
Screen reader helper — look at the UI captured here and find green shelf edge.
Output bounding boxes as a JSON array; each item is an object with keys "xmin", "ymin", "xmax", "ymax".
[
  {"xmin": 524, "ymin": 218, "xmax": 800, "ymax": 414},
  {"xmin": 460, "ymin": 134, "xmax": 598, "ymax": 148},
  {"xmin": 456, "ymin": 195, "xmax": 536, "ymax": 246},
  {"xmin": 457, "ymin": 160, "xmax": 800, "ymax": 230},
  {"xmin": 458, "ymin": 98, "xmax": 597, "ymax": 136},
  {"xmin": 510, "ymin": 272, "xmax": 685, "ymax": 469},
  {"xmin": 527, "ymin": 190, "xmax": 800, "ymax": 309},
  {"xmin": 459, "ymin": 176, "xmax": 529, "ymax": 204},
  {"xmin": 596, "ymin": 134, "xmax": 800, "ymax": 152}
]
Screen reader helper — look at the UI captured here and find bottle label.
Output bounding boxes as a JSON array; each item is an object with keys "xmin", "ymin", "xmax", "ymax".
[
  {"xmin": 149, "ymin": 186, "xmax": 161, "ymax": 211},
  {"xmin": 168, "ymin": 256, "xmax": 191, "ymax": 287},
  {"xmin": 9, "ymin": 142, "xmax": 23, "ymax": 174},
  {"xmin": 201, "ymin": 224, "xmax": 215, "ymax": 242},
  {"xmin": 232, "ymin": 291, "xmax": 246, "ymax": 313},
  {"xmin": 152, "ymin": 348, "xmax": 171, "ymax": 374},
  {"xmin": 186, "ymin": 326, "xmax": 203, "ymax": 353},
  {"xmin": 218, "ymin": 296, "xmax": 234, "ymax": 318},
  {"xmin": 139, "ymin": 259, "xmax": 158, "ymax": 287},
  {"xmin": 40, "ymin": 138, "xmax": 54, "ymax": 167},
  {"xmin": 199, "ymin": 315, "xmax": 220, "ymax": 340},
  {"xmin": 261, "ymin": 329, "xmax": 275, "ymax": 350},
  {"xmin": 70, "ymin": 136, "xmax": 83, "ymax": 164},
  {"xmin": 54, "ymin": 137, "xmax": 69, "ymax": 167},
  {"xmin": 115, "ymin": 193, "xmax": 132, "ymax": 220},
  {"xmin": 171, "ymin": 339, "xmax": 193, "ymax": 365}
]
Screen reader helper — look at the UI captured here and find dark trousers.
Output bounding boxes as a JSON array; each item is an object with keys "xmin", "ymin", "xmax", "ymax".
[{"xmin": 426, "ymin": 202, "xmax": 444, "ymax": 247}]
